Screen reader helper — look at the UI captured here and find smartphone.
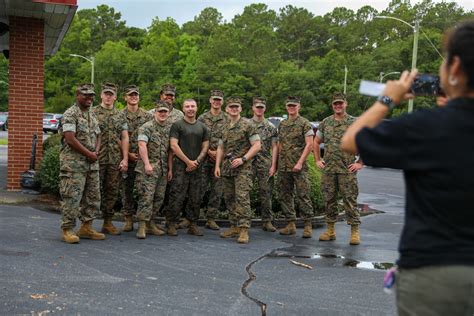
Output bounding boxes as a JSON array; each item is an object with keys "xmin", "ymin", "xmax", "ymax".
[{"xmin": 411, "ymin": 74, "xmax": 442, "ymax": 96}]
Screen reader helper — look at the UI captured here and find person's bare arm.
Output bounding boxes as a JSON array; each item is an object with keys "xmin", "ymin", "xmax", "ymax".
[
  {"xmin": 269, "ymin": 142, "xmax": 278, "ymax": 177},
  {"xmin": 214, "ymin": 144, "xmax": 224, "ymax": 178},
  {"xmin": 313, "ymin": 135, "xmax": 325, "ymax": 169},
  {"xmin": 230, "ymin": 140, "xmax": 261, "ymax": 168},
  {"xmin": 138, "ymin": 141, "xmax": 152, "ymax": 175},
  {"xmin": 293, "ymin": 136, "xmax": 313, "ymax": 172}
]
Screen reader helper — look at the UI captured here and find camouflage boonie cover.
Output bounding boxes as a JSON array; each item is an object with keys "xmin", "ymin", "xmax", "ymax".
[
  {"xmin": 198, "ymin": 110, "xmax": 229, "ymax": 151},
  {"xmin": 135, "ymin": 119, "xmax": 172, "ymax": 177},
  {"xmin": 278, "ymin": 115, "xmax": 313, "ymax": 172},
  {"xmin": 220, "ymin": 117, "xmax": 259, "ymax": 177},
  {"xmin": 249, "ymin": 118, "xmax": 277, "ymax": 167},
  {"xmin": 60, "ymin": 103, "xmax": 100, "ymax": 172},
  {"xmin": 92, "ymin": 105, "xmax": 128, "ymax": 165},
  {"xmin": 318, "ymin": 114, "xmax": 357, "ymax": 174},
  {"xmin": 121, "ymin": 107, "xmax": 153, "ymax": 154}
]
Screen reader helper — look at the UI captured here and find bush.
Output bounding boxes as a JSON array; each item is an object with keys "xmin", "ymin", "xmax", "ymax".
[
  {"xmin": 38, "ymin": 145, "xmax": 60, "ymax": 195},
  {"xmin": 43, "ymin": 133, "xmax": 62, "ymax": 152}
]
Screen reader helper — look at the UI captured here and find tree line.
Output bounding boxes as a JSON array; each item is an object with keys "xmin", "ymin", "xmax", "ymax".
[{"xmin": 0, "ymin": 0, "xmax": 472, "ymax": 119}]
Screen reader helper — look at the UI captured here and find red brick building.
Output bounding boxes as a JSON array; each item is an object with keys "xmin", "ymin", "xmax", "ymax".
[{"xmin": 0, "ymin": 0, "xmax": 77, "ymax": 190}]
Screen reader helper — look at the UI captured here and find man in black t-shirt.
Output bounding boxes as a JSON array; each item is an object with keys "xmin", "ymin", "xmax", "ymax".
[{"xmin": 166, "ymin": 99, "xmax": 209, "ymax": 236}]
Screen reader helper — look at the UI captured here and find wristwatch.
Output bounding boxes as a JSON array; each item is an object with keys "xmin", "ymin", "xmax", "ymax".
[
  {"xmin": 241, "ymin": 156, "xmax": 247, "ymax": 163},
  {"xmin": 377, "ymin": 95, "xmax": 396, "ymax": 110}
]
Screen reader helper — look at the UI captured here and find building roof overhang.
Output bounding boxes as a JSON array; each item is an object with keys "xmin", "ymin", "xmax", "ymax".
[{"xmin": 0, "ymin": 0, "xmax": 77, "ymax": 56}]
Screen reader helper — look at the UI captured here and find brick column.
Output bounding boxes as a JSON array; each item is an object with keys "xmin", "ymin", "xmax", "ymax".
[{"xmin": 7, "ymin": 17, "xmax": 45, "ymax": 191}]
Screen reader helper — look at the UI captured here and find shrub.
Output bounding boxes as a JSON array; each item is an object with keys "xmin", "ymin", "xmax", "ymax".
[
  {"xmin": 43, "ymin": 133, "xmax": 62, "ymax": 152},
  {"xmin": 38, "ymin": 145, "xmax": 60, "ymax": 195}
]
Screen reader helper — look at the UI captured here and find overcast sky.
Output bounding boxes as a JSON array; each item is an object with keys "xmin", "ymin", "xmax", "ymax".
[{"xmin": 76, "ymin": 0, "xmax": 474, "ymax": 28}]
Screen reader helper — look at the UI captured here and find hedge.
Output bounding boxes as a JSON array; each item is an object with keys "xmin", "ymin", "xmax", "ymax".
[{"xmin": 37, "ymin": 145, "xmax": 60, "ymax": 195}]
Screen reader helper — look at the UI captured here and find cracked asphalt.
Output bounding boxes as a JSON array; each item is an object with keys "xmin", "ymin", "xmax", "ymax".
[{"xmin": 0, "ymin": 167, "xmax": 404, "ymax": 315}]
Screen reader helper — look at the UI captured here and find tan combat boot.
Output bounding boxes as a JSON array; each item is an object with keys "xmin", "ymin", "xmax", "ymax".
[
  {"xmin": 237, "ymin": 228, "xmax": 249, "ymax": 244},
  {"xmin": 220, "ymin": 226, "xmax": 240, "ymax": 238},
  {"xmin": 205, "ymin": 220, "xmax": 220, "ymax": 230},
  {"xmin": 177, "ymin": 218, "xmax": 190, "ymax": 229},
  {"xmin": 61, "ymin": 228, "xmax": 80, "ymax": 244},
  {"xmin": 302, "ymin": 220, "xmax": 313, "ymax": 238},
  {"xmin": 262, "ymin": 221, "xmax": 277, "ymax": 232},
  {"xmin": 147, "ymin": 221, "xmax": 165, "ymax": 236},
  {"xmin": 350, "ymin": 225, "xmax": 361, "ymax": 245},
  {"xmin": 167, "ymin": 222, "xmax": 178, "ymax": 236},
  {"xmin": 187, "ymin": 223, "xmax": 204, "ymax": 236},
  {"xmin": 319, "ymin": 223, "xmax": 336, "ymax": 241},
  {"xmin": 279, "ymin": 221, "xmax": 296, "ymax": 235},
  {"xmin": 122, "ymin": 215, "xmax": 134, "ymax": 232},
  {"xmin": 76, "ymin": 221, "xmax": 106, "ymax": 240},
  {"xmin": 136, "ymin": 221, "xmax": 146, "ymax": 239},
  {"xmin": 101, "ymin": 218, "xmax": 121, "ymax": 235}
]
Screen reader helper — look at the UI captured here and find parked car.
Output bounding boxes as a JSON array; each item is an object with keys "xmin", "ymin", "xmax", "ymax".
[
  {"xmin": 0, "ymin": 112, "xmax": 7, "ymax": 131},
  {"xmin": 43, "ymin": 113, "xmax": 62, "ymax": 133},
  {"xmin": 311, "ymin": 121, "xmax": 324, "ymax": 157},
  {"xmin": 268, "ymin": 116, "xmax": 285, "ymax": 128}
]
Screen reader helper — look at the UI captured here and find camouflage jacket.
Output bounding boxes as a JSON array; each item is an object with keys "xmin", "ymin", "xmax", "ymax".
[
  {"xmin": 249, "ymin": 118, "xmax": 277, "ymax": 168},
  {"xmin": 135, "ymin": 119, "xmax": 172, "ymax": 177},
  {"xmin": 317, "ymin": 114, "xmax": 357, "ymax": 174},
  {"xmin": 92, "ymin": 105, "xmax": 128, "ymax": 165},
  {"xmin": 60, "ymin": 103, "xmax": 100, "ymax": 172},
  {"xmin": 121, "ymin": 107, "xmax": 153, "ymax": 155},
  {"xmin": 167, "ymin": 107, "xmax": 184, "ymax": 125},
  {"xmin": 198, "ymin": 110, "xmax": 229, "ymax": 152},
  {"xmin": 220, "ymin": 117, "xmax": 260, "ymax": 177},
  {"xmin": 278, "ymin": 115, "xmax": 313, "ymax": 172}
]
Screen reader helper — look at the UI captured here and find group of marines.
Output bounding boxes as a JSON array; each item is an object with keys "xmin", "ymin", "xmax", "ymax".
[{"xmin": 58, "ymin": 82, "xmax": 362, "ymax": 245}]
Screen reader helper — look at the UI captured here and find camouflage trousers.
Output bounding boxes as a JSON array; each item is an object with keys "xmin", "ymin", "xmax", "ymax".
[
  {"xmin": 222, "ymin": 170, "xmax": 252, "ymax": 228},
  {"xmin": 166, "ymin": 163, "xmax": 202, "ymax": 224},
  {"xmin": 279, "ymin": 170, "xmax": 314, "ymax": 221},
  {"xmin": 200, "ymin": 160, "xmax": 224, "ymax": 220},
  {"xmin": 99, "ymin": 163, "xmax": 121, "ymax": 219},
  {"xmin": 321, "ymin": 173, "xmax": 360, "ymax": 225},
  {"xmin": 135, "ymin": 172, "xmax": 167, "ymax": 222},
  {"xmin": 252, "ymin": 163, "xmax": 274, "ymax": 221},
  {"xmin": 59, "ymin": 170, "xmax": 100, "ymax": 229},
  {"xmin": 121, "ymin": 162, "xmax": 137, "ymax": 216}
]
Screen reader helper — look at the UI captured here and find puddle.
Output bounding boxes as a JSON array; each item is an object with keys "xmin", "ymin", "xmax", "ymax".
[{"xmin": 268, "ymin": 245, "xmax": 394, "ymax": 271}]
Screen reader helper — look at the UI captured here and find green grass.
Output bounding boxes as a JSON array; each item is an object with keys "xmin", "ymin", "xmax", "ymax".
[{"xmin": 0, "ymin": 139, "xmax": 7, "ymax": 145}]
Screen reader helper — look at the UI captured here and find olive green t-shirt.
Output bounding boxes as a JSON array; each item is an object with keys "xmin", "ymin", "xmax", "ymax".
[{"xmin": 170, "ymin": 119, "xmax": 209, "ymax": 163}]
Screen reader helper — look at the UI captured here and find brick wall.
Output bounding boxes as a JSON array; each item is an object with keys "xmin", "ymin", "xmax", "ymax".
[{"xmin": 7, "ymin": 17, "xmax": 45, "ymax": 191}]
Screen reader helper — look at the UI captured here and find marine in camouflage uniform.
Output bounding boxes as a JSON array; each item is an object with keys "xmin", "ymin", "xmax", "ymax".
[
  {"xmin": 149, "ymin": 83, "xmax": 184, "ymax": 124},
  {"xmin": 197, "ymin": 89, "xmax": 229, "ymax": 230},
  {"xmin": 278, "ymin": 96, "xmax": 315, "ymax": 238},
  {"xmin": 120, "ymin": 85, "xmax": 153, "ymax": 232},
  {"xmin": 134, "ymin": 101, "xmax": 173, "ymax": 239},
  {"xmin": 59, "ymin": 83, "xmax": 105, "ymax": 243},
  {"xmin": 215, "ymin": 97, "xmax": 261, "ymax": 244},
  {"xmin": 314, "ymin": 93, "xmax": 363, "ymax": 245},
  {"xmin": 166, "ymin": 99, "xmax": 209, "ymax": 236},
  {"xmin": 249, "ymin": 97, "xmax": 278, "ymax": 232},
  {"xmin": 92, "ymin": 83, "xmax": 129, "ymax": 235}
]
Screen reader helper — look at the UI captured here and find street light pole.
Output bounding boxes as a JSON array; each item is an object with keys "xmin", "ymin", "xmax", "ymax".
[
  {"xmin": 343, "ymin": 65, "xmax": 348, "ymax": 94},
  {"xmin": 375, "ymin": 16, "xmax": 419, "ymax": 113},
  {"xmin": 69, "ymin": 54, "xmax": 95, "ymax": 85}
]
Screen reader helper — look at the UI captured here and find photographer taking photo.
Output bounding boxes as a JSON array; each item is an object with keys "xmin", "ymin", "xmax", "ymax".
[{"xmin": 341, "ymin": 21, "xmax": 474, "ymax": 315}]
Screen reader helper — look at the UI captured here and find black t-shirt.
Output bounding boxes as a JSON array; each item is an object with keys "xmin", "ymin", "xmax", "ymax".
[
  {"xmin": 356, "ymin": 98, "xmax": 474, "ymax": 269},
  {"xmin": 170, "ymin": 119, "xmax": 209, "ymax": 163}
]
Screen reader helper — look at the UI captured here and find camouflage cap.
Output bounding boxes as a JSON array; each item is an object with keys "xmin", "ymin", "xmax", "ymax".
[
  {"xmin": 253, "ymin": 96, "xmax": 266, "ymax": 108},
  {"xmin": 77, "ymin": 83, "xmax": 95, "ymax": 95},
  {"xmin": 332, "ymin": 92, "xmax": 346, "ymax": 104},
  {"xmin": 155, "ymin": 100, "xmax": 170, "ymax": 112},
  {"xmin": 161, "ymin": 83, "xmax": 176, "ymax": 96},
  {"xmin": 101, "ymin": 82, "xmax": 118, "ymax": 95},
  {"xmin": 124, "ymin": 85, "xmax": 139, "ymax": 95},
  {"xmin": 210, "ymin": 89, "xmax": 224, "ymax": 100},
  {"xmin": 286, "ymin": 96, "xmax": 301, "ymax": 105},
  {"xmin": 226, "ymin": 96, "xmax": 243, "ymax": 107}
]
